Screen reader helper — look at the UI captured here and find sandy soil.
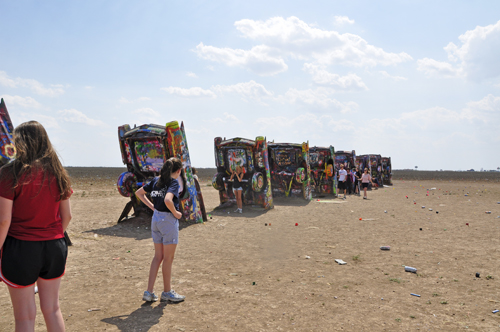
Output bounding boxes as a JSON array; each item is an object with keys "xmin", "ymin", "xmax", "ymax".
[{"xmin": 1, "ymin": 168, "xmax": 500, "ymax": 331}]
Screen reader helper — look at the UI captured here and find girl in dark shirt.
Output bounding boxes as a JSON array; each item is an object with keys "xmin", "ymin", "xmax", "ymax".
[
  {"xmin": 230, "ymin": 166, "xmax": 244, "ymax": 213},
  {"xmin": 135, "ymin": 157, "xmax": 186, "ymax": 303}
]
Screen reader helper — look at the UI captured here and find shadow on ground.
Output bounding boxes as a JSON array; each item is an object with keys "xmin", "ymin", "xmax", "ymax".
[
  {"xmin": 84, "ymin": 214, "xmax": 200, "ymax": 240},
  {"xmin": 101, "ymin": 302, "xmax": 166, "ymax": 331}
]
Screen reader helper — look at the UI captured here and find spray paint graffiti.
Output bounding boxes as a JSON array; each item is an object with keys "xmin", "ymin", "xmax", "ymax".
[
  {"xmin": 213, "ymin": 136, "xmax": 273, "ymax": 210},
  {"xmin": 0, "ymin": 99, "xmax": 16, "ymax": 165}
]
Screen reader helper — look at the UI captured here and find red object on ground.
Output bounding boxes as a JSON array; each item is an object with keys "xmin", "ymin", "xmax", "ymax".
[
  {"xmin": 295, "ymin": 223, "xmax": 298, "ymax": 226},
  {"xmin": 466, "ymin": 223, "xmax": 469, "ymax": 226},
  {"xmin": 359, "ymin": 218, "xmax": 362, "ymax": 220}
]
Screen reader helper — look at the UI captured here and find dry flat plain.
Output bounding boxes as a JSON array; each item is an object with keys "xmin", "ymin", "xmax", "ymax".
[{"xmin": 1, "ymin": 168, "xmax": 500, "ymax": 331}]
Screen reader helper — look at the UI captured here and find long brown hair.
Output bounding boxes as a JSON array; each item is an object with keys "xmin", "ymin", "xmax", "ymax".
[
  {"xmin": 0, "ymin": 121, "xmax": 71, "ymax": 201},
  {"xmin": 157, "ymin": 157, "xmax": 183, "ymax": 188}
]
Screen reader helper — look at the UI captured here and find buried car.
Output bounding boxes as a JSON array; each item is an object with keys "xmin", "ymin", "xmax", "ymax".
[
  {"xmin": 117, "ymin": 121, "xmax": 206, "ymax": 223},
  {"xmin": 268, "ymin": 142, "xmax": 312, "ymax": 200},
  {"xmin": 309, "ymin": 146, "xmax": 336, "ymax": 196},
  {"xmin": 212, "ymin": 136, "xmax": 273, "ymax": 210},
  {"xmin": 358, "ymin": 154, "xmax": 384, "ymax": 187},
  {"xmin": 382, "ymin": 156, "xmax": 392, "ymax": 185}
]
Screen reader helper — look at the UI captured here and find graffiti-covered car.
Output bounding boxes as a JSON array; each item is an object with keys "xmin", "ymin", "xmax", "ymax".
[
  {"xmin": 117, "ymin": 121, "xmax": 206, "ymax": 223},
  {"xmin": 268, "ymin": 142, "xmax": 311, "ymax": 200},
  {"xmin": 309, "ymin": 146, "xmax": 336, "ymax": 196},
  {"xmin": 0, "ymin": 98, "xmax": 16, "ymax": 165},
  {"xmin": 359, "ymin": 154, "xmax": 383, "ymax": 187},
  {"xmin": 212, "ymin": 136, "xmax": 273, "ymax": 210},
  {"xmin": 382, "ymin": 156, "xmax": 392, "ymax": 185},
  {"xmin": 334, "ymin": 150, "xmax": 356, "ymax": 171}
]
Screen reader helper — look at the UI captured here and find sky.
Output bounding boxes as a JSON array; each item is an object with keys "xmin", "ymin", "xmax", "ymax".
[{"xmin": 1, "ymin": 0, "xmax": 499, "ymax": 171}]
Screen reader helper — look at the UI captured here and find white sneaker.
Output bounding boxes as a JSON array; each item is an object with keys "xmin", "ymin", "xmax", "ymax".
[
  {"xmin": 161, "ymin": 290, "xmax": 185, "ymax": 302},
  {"xmin": 238, "ymin": 209, "xmax": 242, "ymax": 214},
  {"xmin": 143, "ymin": 291, "xmax": 158, "ymax": 302}
]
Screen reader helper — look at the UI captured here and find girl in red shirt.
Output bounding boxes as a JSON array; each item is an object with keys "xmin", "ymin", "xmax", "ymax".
[{"xmin": 0, "ymin": 121, "xmax": 72, "ymax": 332}]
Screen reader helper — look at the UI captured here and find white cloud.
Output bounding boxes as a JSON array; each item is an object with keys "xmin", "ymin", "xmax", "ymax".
[
  {"xmin": 132, "ymin": 108, "xmax": 160, "ymax": 117},
  {"xmin": 234, "ymin": 16, "xmax": 412, "ymax": 67},
  {"xmin": 58, "ymin": 109, "xmax": 107, "ymax": 127},
  {"xmin": 212, "ymin": 80, "xmax": 274, "ymax": 103},
  {"xmin": 1, "ymin": 95, "xmax": 41, "ymax": 108},
  {"xmin": 119, "ymin": 97, "xmax": 151, "ymax": 103},
  {"xmin": 0, "ymin": 71, "xmax": 65, "ymax": 97},
  {"xmin": 303, "ymin": 63, "xmax": 368, "ymax": 90},
  {"xmin": 210, "ymin": 112, "xmax": 241, "ymax": 124},
  {"xmin": 186, "ymin": 72, "xmax": 198, "ymax": 78},
  {"xmin": 161, "ymin": 86, "xmax": 217, "ymax": 98},
  {"xmin": 255, "ymin": 113, "xmax": 355, "ymax": 136},
  {"xmin": 379, "ymin": 70, "xmax": 408, "ymax": 81},
  {"xmin": 14, "ymin": 113, "xmax": 60, "ymax": 129},
  {"xmin": 334, "ymin": 16, "xmax": 355, "ymax": 26},
  {"xmin": 195, "ymin": 43, "xmax": 288, "ymax": 76},
  {"xmin": 417, "ymin": 58, "xmax": 460, "ymax": 78},
  {"xmin": 84, "ymin": 86, "xmax": 94, "ymax": 90},
  {"xmin": 277, "ymin": 87, "xmax": 358, "ymax": 112},
  {"xmin": 417, "ymin": 20, "xmax": 500, "ymax": 81}
]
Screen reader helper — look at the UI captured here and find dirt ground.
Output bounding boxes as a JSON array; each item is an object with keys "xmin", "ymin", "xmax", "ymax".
[{"xmin": 1, "ymin": 168, "xmax": 500, "ymax": 331}]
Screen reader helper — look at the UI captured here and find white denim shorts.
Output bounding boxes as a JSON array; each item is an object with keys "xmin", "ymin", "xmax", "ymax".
[{"xmin": 151, "ymin": 210, "xmax": 179, "ymax": 245}]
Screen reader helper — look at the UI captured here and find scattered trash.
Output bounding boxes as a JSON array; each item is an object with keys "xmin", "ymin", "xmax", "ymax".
[
  {"xmin": 305, "ymin": 256, "xmax": 311, "ymax": 259},
  {"xmin": 429, "ymin": 208, "xmax": 433, "ymax": 211},
  {"xmin": 229, "ymin": 273, "xmax": 238, "ymax": 276},
  {"xmin": 384, "ymin": 210, "xmax": 387, "ymax": 213},
  {"xmin": 380, "ymin": 246, "xmax": 390, "ymax": 250},
  {"xmin": 419, "ymin": 228, "xmax": 422, "ymax": 231},
  {"xmin": 359, "ymin": 218, "xmax": 362, "ymax": 220},
  {"xmin": 265, "ymin": 223, "xmax": 268, "ymax": 226},
  {"xmin": 493, "ymin": 310, "xmax": 499, "ymax": 314},
  {"xmin": 405, "ymin": 266, "xmax": 417, "ymax": 273},
  {"xmin": 476, "ymin": 273, "xmax": 480, "ymax": 278},
  {"xmin": 421, "ymin": 206, "xmax": 425, "ymax": 209},
  {"xmin": 466, "ymin": 223, "xmax": 469, "ymax": 226},
  {"xmin": 112, "ymin": 257, "xmax": 120, "ymax": 260},
  {"xmin": 335, "ymin": 259, "xmax": 347, "ymax": 265},
  {"xmin": 88, "ymin": 308, "xmax": 101, "ymax": 312},
  {"xmin": 295, "ymin": 223, "xmax": 299, "ymax": 226},
  {"xmin": 485, "ymin": 211, "xmax": 492, "ymax": 214},
  {"xmin": 410, "ymin": 293, "xmax": 421, "ymax": 297},
  {"xmin": 269, "ymin": 223, "xmax": 271, "ymax": 226},
  {"xmin": 436, "ymin": 211, "xmax": 439, "ymax": 214},
  {"xmin": 252, "ymin": 282, "xmax": 256, "ymax": 285}
]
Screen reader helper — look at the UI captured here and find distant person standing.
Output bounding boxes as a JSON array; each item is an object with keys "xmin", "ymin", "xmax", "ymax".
[
  {"xmin": 230, "ymin": 166, "xmax": 244, "ymax": 213},
  {"xmin": 338, "ymin": 164, "xmax": 347, "ymax": 199},
  {"xmin": 361, "ymin": 168, "xmax": 375, "ymax": 200},
  {"xmin": 353, "ymin": 167, "xmax": 360, "ymax": 196}
]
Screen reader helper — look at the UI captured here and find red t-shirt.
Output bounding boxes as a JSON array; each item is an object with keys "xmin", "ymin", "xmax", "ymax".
[{"xmin": 0, "ymin": 168, "xmax": 71, "ymax": 241}]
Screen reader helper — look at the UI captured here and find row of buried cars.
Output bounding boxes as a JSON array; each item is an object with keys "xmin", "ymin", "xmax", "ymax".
[
  {"xmin": 0, "ymin": 99, "xmax": 392, "ymax": 224},
  {"xmin": 115, "ymin": 120, "xmax": 392, "ymax": 222}
]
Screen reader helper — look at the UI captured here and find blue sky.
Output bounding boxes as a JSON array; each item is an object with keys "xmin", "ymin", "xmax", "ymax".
[{"xmin": 1, "ymin": 0, "xmax": 499, "ymax": 170}]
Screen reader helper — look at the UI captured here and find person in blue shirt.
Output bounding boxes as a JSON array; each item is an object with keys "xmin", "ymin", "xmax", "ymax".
[{"xmin": 135, "ymin": 157, "xmax": 186, "ymax": 303}]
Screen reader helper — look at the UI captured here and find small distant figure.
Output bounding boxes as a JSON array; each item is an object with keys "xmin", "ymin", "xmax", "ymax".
[
  {"xmin": 353, "ymin": 167, "xmax": 360, "ymax": 196},
  {"xmin": 135, "ymin": 157, "xmax": 186, "ymax": 303},
  {"xmin": 361, "ymin": 168, "xmax": 375, "ymax": 200},
  {"xmin": 0, "ymin": 121, "xmax": 73, "ymax": 331},
  {"xmin": 230, "ymin": 165, "xmax": 244, "ymax": 213},
  {"xmin": 338, "ymin": 164, "xmax": 347, "ymax": 199}
]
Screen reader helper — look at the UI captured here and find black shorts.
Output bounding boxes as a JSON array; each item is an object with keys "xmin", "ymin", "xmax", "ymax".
[
  {"xmin": 338, "ymin": 181, "xmax": 346, "ymax": 190},
  {"xmin": 362, "ymin": 183, "xmax": 369, "ymax": 188},
  {"xmin": 0, "ymin": 236, "xmax": 67, "ymax": 288}
]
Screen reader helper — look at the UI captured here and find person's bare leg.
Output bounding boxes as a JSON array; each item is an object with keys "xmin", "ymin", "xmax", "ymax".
[
  {"xmin": 162, "ymin": 244, "xmax": 177, "ymax": 292},
  {"xmin": 147, "ymin": 242, "xmax": 164, "ymax": 292},
  {"xmin": 364, "ymin": 187, "xmax": 368, "ymax": 198},
  {"xmin": 8, "ymin": 285, "xmax": 37, "ymax": 332},
  {"xmin": 38, "ymin": 278, "xmax": 65, "ymax": 332},
  {"xmin": 237, "ymin": 190, "xmax": 243, "ymax": 209}
]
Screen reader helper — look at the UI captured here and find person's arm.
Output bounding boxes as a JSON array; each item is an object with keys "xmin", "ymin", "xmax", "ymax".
[
  {"xmin": 135, "ymin": 187, "xmax": 154, "ymax": 211},
  {"xmin": 60, "ymin": 199, "xmax": 72, "ymax": 232},
  {"xmin": 0, "ymin": 197, "xmax": 13, "ymax": 250},
  {"xmin": 164, "ymin": 193, "xmax": 182, "ymax": 219}
]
